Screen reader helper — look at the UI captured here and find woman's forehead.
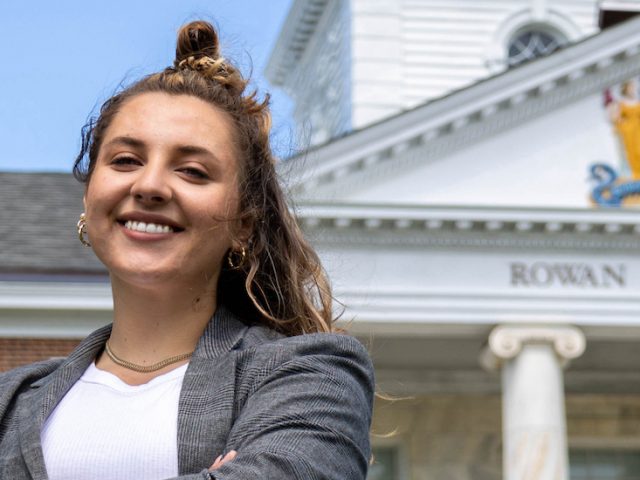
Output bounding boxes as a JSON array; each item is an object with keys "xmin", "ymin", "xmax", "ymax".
[{"xmin": 98, "ymin": 92, "xmax": 240, "ymax": 168}]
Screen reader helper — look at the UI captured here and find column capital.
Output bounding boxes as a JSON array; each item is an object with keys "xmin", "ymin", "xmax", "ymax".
[{"xmin": 481, "ymin": 324, "xmax": 586, "ymax": 370}]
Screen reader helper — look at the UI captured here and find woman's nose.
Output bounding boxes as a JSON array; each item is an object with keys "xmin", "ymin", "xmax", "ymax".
[{"xmin": 130, "ymin": 164, "xmax": 172, "ymax": 205}]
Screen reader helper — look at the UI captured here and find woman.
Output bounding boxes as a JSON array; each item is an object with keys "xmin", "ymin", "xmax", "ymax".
[
  {"xmin": 0, "ymin": 21, "xmax": 374, "ymax": 480},
  {"xmin": 607, "ymin": 80, "xmax": 640, "ymax": 179}
]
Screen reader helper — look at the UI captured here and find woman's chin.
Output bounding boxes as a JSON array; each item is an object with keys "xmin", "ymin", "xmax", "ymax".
[{"xmin": 109, "ymin": 265, "xmax": 184, "ymax": 289}]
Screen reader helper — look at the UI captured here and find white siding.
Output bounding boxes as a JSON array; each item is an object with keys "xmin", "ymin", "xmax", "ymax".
[
  {"xmin": 350, "ymin": 0, "xmax": 600, "ymax": 129},
  {"xmin": 350, "ymin": 0, "xmax": 405, "ymax": 127}
]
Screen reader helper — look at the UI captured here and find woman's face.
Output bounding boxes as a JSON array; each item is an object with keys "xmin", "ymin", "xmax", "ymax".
[{"xmin": 84, "ymin": 92, "xmax": 244, "ymax": 292}]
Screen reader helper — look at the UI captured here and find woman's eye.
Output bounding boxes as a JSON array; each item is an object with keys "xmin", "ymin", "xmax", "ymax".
[
  {"xmin": 111, "ymin": 156, "xmax": 140, "ymax": 167},
  {"xmin": 180, "ymin": 167, "xmax": 209, "ymax": 180}
]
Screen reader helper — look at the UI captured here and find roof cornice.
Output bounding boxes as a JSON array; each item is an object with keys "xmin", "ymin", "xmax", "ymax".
[
  {"xmin": 280, "ymin": 16, "xmax": 640, "ymax": 197},
  {"xmin": 296, "ymin": 203, "xmax": 640, "ymax": 249},
  {"xmin": 0, "ymin": 281, "xmax": 112, "ymax": 338}
]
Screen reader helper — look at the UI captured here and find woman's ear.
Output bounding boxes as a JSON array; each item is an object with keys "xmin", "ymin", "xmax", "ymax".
[
  {"xmin": 232, "ymin": 215, "xmax": 255, "ymax": 250},
  {"xmin": 235, "ymin": 215, "xmax": 254, "ymax": 248}
]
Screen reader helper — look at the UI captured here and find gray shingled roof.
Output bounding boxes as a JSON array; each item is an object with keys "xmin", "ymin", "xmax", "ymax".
[{"xmin": 1, "ymin": 172, "xmax": 106, "ymax": 275}]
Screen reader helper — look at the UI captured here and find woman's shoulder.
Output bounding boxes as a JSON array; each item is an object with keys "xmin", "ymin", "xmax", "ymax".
[
  {"xmin": 240, "ymin": 324, "xmax": 371, "ymax": 362},
  {"xmin": 234, "ymin": 325, "xmax": 374, "ymax": 388},
  {"xmin": 0, "ymin": 358, "xmax": 65, "ymax": 409},
  {"xmin": 0, "ymin": 357, "xmax": 65, "ymax": 384}
]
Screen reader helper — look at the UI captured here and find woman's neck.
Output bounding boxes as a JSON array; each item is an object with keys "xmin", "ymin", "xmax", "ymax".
[{"xmin": 95, "ymin": 276, "xmax": 218, "ymax": 384}]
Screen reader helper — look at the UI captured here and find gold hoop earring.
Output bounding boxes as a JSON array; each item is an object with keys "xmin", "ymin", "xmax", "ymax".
[
  {"xmin": 77, "ymin": 213, "xmax": 91, "ymax": 247},
  {"xmin": 227, "ymin": 246, "xmax": 246, "ymax": 269}
]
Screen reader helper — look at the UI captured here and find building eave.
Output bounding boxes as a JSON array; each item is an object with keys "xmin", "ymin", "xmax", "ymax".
[{"xmin": 265, "ymin": 0, "xmax": 330, "ymax": 87}]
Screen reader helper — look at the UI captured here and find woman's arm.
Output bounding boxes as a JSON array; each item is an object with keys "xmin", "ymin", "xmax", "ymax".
[{"xmin": 207, "ymin": 334, "xmax": 374, "ymax": 480}]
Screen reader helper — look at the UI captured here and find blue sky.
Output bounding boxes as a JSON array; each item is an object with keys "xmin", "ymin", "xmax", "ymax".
[{"xmin": 0, "ymin": 0, "xmax": 294, "ymax": 172}]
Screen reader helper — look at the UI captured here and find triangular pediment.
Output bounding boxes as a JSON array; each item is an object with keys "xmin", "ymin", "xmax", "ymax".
[{"xmin": 280, "ymin": 16, "xmax": 640, "ymax": 209}]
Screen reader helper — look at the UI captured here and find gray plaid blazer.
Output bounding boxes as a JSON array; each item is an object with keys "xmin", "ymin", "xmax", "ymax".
[{"xmin": 0, "ymin": 306, "xmax": 374, "ymax": 479}]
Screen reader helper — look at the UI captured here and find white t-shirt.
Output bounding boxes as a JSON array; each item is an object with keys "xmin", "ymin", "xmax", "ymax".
[{"xmin": 41, "ymin": 362, "xmax": 188, "ymax": 480}]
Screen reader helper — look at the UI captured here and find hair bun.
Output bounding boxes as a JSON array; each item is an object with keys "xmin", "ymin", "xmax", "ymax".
[
  {"xmin": 175, "ymin": 20, "xmax": 220, "ymax": 65},
  {"xmin": 173, "ymin": 20, "xmax": 247, "ymax": 96}
]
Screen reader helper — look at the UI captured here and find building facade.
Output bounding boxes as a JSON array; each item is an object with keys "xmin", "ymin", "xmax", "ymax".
[{"xmin": 266, "ymin": 1, "xmax": 640, "ymax": 479}]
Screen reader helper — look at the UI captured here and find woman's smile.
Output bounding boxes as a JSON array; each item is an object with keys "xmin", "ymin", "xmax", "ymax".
[{"xmin": 118, "ymin": 212, "xmax": 185, "ymax": 238}]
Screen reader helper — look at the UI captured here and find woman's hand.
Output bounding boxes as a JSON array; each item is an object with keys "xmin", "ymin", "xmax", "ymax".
[{"xmin": 209, "ymin": 450, "xmax": 237, "ymax": 471}]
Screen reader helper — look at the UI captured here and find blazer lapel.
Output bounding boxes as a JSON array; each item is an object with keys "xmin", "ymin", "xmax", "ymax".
[
  {"xmin": 16, "ymin": 387, "xmax": 48, "ymax": 480},
  {"xmin": 177, "ymin": 306, "xmax": 248, "ymax": 474},
  {"xmin": 17, "ymin": 325, "xmax": 112, "ymax": 480}
]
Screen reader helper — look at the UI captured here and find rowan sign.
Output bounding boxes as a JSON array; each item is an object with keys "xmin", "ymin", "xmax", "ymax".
[{"xmin": 510, "ymin": 262, "xmax": 626, "ymax": 288}]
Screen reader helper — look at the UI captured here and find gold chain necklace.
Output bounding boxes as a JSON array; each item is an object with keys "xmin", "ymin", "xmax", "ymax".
[{"xmin": 104, "ymin": 341, "xmax": 193, "ymax": 373}]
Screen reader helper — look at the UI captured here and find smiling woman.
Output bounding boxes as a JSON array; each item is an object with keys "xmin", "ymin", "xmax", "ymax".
[{"xmin": 0, "ymin": 21, "xmax": 374, "ymax": 480}]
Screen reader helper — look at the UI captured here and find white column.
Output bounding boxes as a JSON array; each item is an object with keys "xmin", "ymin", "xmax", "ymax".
[{"xmin": 482, "ymin": 325, "xmax": 586, "ymax": 480}]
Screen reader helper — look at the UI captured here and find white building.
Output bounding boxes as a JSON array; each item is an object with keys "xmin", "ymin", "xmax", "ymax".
[{"xmin": 266, "ymin": 1, "xmax": 640, "ymax": 479}]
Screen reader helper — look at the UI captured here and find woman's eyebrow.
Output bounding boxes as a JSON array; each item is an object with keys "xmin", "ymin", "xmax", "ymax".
[
  {"xmin": 175, "ymin": 144, "xmax": 218, "ymax": 160},
  {"xmin": 174, "ymin": 145, "xmax": 225, "ymax": 170},
  {"xmin": 103, "ymin": 136, "xmax": 145, "ymax": 149}
]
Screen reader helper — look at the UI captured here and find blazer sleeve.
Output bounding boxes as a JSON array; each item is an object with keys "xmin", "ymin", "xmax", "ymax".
[{"xmin": 209, "ymin": 333, "xmax": 374, "ymax": 480}]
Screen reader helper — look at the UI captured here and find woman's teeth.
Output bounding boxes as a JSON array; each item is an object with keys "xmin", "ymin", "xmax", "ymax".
[{"xmin": 124, "ymin": 220, "xmax": 174, "ymax": 234}]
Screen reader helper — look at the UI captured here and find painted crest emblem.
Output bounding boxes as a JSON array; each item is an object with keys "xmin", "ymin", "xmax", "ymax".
[
  {"xmin": 590, "ymin": 163, "xmax": 640, "ymax": 206},
  {"xmin": 590, "ymin": 79, "xmax": 640, "ymax": 207}
]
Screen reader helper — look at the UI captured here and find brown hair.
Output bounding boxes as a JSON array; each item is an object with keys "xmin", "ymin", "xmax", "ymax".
[{"xmin": 74, "ymin": 21, "xmax": 333, "ymax": 335}]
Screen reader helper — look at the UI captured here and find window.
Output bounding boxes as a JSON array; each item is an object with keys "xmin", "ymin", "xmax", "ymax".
[
  {"xmin": 570, "ymin": 450, "xmax": 640, "ymax": 480},
  {"xmin": 368, "ymin": 446, "xmax": 400, "ymax": 480},
  {"xmin": 507, "ymin": 28, "xmax": 566, "ymax": 66}
]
